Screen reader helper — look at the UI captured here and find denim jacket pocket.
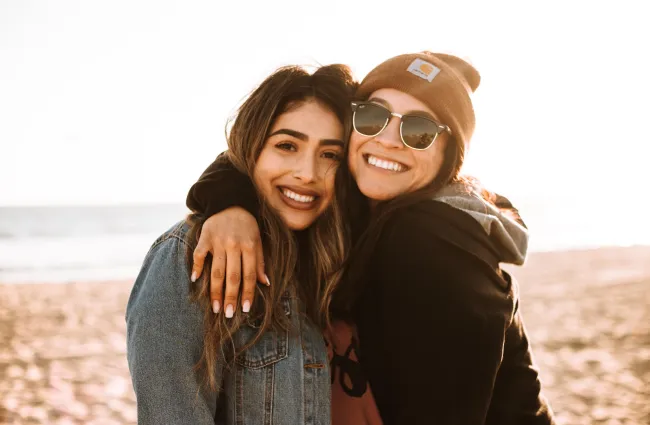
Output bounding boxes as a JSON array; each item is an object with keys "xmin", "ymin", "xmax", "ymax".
[{"xmin": 234, "ymin": 297, "xmax": 291, "ymax": 369}]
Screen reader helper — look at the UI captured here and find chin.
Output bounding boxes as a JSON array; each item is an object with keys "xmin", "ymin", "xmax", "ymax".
[
  {"xmin": 356, "ymin": 179, "xmax": 401, "ymax": 202},
  {"xmin": 283, "ymin": 215, "xmax": 317, "ymax": 231}
]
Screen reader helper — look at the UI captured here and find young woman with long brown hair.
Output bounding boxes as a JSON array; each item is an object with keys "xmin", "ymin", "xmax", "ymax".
[{"xmin": 126, "ymin": 63, "xmax": 356, "ymax": 424}]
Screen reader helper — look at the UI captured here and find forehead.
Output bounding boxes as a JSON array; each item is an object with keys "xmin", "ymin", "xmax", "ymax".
[
  {"xmin": 369, "ymin": 88, "xmax": 441, "ymax": 120},
  {"xmin": 270, "ymin": 100, "xmax": 343, "ymax": 140}
]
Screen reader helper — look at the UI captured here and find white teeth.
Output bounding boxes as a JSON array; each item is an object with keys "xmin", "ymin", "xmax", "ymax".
[
  {"xmin": 282, "ymin": 188, "xmax": 315, "ymax": 203},
  {"xmin": 367, "ymin": 155, "xmax": 404, "ymax": 172}
]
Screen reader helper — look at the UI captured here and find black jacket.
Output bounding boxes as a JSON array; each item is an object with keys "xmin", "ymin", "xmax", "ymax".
[{"xmin": 186, "ymin": 156, "xmax": 556, "ymax": 425}]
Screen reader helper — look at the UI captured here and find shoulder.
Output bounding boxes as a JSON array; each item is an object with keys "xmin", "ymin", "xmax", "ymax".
[
  {"xmin": 378, "ymin": 200, "xmax": 492, "ymax": 267},
  {"xmin": 140, "ymin": 219, "xmax": 197, "ymax": 288},
  {"xmin": 149, "ymin": 219, "xmax": 196, "ymax": 253},
  {"xmin": 126, "ymin": 219, "xmax": 197, "ymax": 319},
  {"xmin": 372, "ymin": 201, "xmax": 513, "ymax": 313},
  {"xmin": 386, "ymin": 199, "xmax": 487, "ymax": 245},
  {"xmin": 139, "ymin": 219, "xmax": 196, "ymax": 283}
]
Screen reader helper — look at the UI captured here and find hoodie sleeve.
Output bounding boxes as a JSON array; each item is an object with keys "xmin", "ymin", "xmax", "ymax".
[
  {"xmin": 485, "ymin": 278, "xmax": 556, "ymax": 424},
  {"xmin": 186, "ymin": 152, "xmax": 260, "ymax": 219}
]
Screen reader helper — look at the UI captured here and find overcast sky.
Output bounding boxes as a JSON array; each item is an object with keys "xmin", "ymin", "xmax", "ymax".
[{"xmin": 1, "ymin": 0, "xmax": 648, "ymax": 206}]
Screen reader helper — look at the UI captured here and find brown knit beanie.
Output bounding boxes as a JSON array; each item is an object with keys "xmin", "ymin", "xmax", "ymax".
[{"xmin": 356, "ymin": 52, "xmax": 480, "ymax": 149}]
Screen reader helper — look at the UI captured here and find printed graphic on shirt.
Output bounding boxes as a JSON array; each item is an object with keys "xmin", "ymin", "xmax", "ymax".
[
  {"xmin": 326, "ymin": 322, "xmax": 384, "ymax": 425},
  {"xmin": 407, "ymin": 58, "xmax": 441, "ymax": 82},
  {"xmin": 329, "ymin": 335, "xmax": 368, "ymax": 397}
]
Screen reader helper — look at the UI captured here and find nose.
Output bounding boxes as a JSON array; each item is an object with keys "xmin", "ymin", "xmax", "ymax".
[
  {"xmin": 292, "ymin": 155, "xmax": 318, "ymax": 183},
  {"xmin": 374, "ymin": 115, "xmax": 403, "ymax": 149}
]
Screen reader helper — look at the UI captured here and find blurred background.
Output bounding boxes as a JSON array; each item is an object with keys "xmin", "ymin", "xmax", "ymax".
[{"xmin": 1, "ymin": 1, "xmax": 648, "ymax": 424}]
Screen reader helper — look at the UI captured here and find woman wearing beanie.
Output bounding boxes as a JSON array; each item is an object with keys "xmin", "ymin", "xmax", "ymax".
[{"xmin": 182, "ymin": 52, "xmax": 556, "ymax": 424}]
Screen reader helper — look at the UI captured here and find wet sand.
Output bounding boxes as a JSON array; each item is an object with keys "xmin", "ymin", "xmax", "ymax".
[{"xmin": 1, "ymin": 246, "xmax": 649, "ymax": 424}]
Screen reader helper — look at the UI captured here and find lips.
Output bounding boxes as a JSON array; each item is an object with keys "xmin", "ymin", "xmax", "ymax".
[
  {"xmin": 363, "ymin": 154, "xmax": 408, "ymax": 173},
  {"xmin": 281, "ymin": 188, "xmax": 316, "ymax": 203},
  {"xmin": 277, "ymin": 186, "xmax": 321, "ymax": 211}
]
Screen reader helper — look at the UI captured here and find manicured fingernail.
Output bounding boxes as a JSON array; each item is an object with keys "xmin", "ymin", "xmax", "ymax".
[
  {"xmin": 191, "ymin": 271, "xmax": 197, "ymax": 283},
  {"xmin": 264, "ymin": 274, "xmax": 271, "ymax": 286},
  {"xmin": 225, "ymin": 304, "xmax": 234, "ymax": 318},
  {"xmin": 212, "ymin": 300, "xmax": 220, "ymax": 314},
  {"xmin": 242, "ymin": 300, "xmax": 251, "ymax": 313}
]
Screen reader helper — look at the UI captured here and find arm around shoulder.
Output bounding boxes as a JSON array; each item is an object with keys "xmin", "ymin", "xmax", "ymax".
[{"xmin": 186, "ymin": 153, "xmax": 260, "ymax": 219}]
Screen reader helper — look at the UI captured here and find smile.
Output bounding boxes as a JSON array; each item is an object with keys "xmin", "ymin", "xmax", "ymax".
[
  {"xmin": 277, "ymin": 187, "xmax": 321, "ymax": 211},
  {"xmin": 281, "ymin": 188, "xmax": 316, "ymax": 203},
  {"xmin": 364, "ymin": 154, "xmax": 407, "ymax": 173}
]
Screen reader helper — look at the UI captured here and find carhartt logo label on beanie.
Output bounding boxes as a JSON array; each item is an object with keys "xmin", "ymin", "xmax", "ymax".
[{"xmin": 406, "ymin": 59, "xmax": 440, "ymax": 82}]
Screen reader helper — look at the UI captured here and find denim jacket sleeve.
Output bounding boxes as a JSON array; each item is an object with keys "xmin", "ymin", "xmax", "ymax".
[{"xmin": 126, "ymin": 233, "xmax": 221, "ymax": 425}]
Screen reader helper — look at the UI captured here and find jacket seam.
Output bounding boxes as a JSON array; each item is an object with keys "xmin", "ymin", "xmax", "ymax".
[{"xmin": 149, "ymin": 222, "xmax": 194, "ymax": 252}]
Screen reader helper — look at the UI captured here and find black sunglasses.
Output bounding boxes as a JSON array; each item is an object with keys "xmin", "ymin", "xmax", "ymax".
[{"xmin": 351, "ymin": 101, "xmax": 452, "ymax": 150}]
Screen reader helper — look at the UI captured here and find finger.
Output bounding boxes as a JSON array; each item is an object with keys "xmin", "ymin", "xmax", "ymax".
[
  {"xmin": 223, "ymin": 243, "xmax": 242, "ymax": 319},
  {"xmin": 240, "ymin": 241, "xmax": 258, "ymax": 314},
  {"xmin": 255, "ymin": 237, "xmax": 269, "ymax": 286},
  {"xmin": 209, "ymin": 248, "xmax": 226, "ymax": 314},
  {"xmin": 191, "ymin": 239, "xmax": 210, "ymax": 282}
]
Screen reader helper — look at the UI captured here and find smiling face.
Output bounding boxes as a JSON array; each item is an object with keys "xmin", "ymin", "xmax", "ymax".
[
  {"xmin": 348, "ymin": 88, "xmax": 450, "ymax": 201},
  {"xmin": 253, "ymin": 99, "xmax": 345, "ymax": 230}
]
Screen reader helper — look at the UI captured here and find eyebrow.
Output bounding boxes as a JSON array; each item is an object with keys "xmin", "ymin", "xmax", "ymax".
[
  {"xmin": 268, "ymin": 128, "xmax": 344, "ymax": 148},
  {"xmin": 407, "ymin": 109, "xmax": 439, "ymax": 121},
  {"xmin": 368, "ymin": 97, "xmax": 391, "ymax": 109},
  {"xmin": 368, "ymin": 97, "xmax": 440, "ymax": 121}
]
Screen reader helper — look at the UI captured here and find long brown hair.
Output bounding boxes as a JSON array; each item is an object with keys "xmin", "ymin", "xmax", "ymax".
[{"xmin": 186, "ymin": 64, "xmax": 356, "ymax": 390}]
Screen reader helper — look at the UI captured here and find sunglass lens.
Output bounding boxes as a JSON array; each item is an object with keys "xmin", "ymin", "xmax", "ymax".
[
  {"xmin": 354, "ymin": 103, "xmax": 390, "ymax": 136},
  {"xmin": 401, "ymin": 116, "xmax": 439, "ymax": 149}
]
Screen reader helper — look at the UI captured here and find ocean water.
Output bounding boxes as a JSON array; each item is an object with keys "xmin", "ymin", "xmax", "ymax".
[
  {"xmin": 0, "ymin": 204, "xmax": 189, "ymax": 283},
  {"xmin": 0, "ymin": 201, "xmax": 648, "ymax": 283}
]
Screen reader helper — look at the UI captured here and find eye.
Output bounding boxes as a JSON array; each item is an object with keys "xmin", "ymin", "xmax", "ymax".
[
  {"xmin": 321, "ymin": 150, "xmax": 342, "ymax": 161},
  {"xmin": 276, "ymin": 142, "xmax": 297, "ymax": 152}
]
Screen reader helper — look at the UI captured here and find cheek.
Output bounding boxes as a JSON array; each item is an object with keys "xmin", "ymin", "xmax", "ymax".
[
  {"xmin": 348, "ymin": 133, "xmax": 364, "ymax": 174},
  {"xmin": 413, "ymin": 143, "xmax": 446, "ymax": 183},
  {"xmin": 252, "ymin": 152, "xmax": 276, "ymax": 199},
  {"xmin": 348, "ymin": 133, "xmax": 363, "ymax": 155},
  {"xmin": 432, "ymin": 138, "xmax": 448, "ymax": 171}
]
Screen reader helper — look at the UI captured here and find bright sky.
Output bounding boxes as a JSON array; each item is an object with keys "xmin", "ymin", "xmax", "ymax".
[{"xmin": 1, "ymin": 0, "xmax": 648, "ymax": 207}]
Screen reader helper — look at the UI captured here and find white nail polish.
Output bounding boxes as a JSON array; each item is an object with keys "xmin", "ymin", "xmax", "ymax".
[
  {"xmin": 242, "ymin": 300, "xmax": 251, "ymax": 313},
  {"xmin": 225, "ymin": 305, "xmax": 234, "ymax": 318},
  {"xmin": 264, "ymin": 274, "xmax": 271, "ymax": 286},
  {"xmin": 191, "ymin": 271, "xmax": 197, "ymax": 283},
  {"xmin": 212, "ymin": 300, "xmax": 220, "ymax": 314}
]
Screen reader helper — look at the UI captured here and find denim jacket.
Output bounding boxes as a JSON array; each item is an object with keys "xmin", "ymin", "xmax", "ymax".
[{"xmin": 126, "ymin": 220, "xmax": 331, "ymax": 425}]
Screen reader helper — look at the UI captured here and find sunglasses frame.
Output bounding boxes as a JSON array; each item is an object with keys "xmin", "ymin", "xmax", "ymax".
[{"xmin": 351, "ymin": 101, "xmax": 452, "ymax": 151}]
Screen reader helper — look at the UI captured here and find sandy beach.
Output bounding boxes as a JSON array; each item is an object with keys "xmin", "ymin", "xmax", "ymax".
[{"xmin": 1, "ymin": 246, "xmax": 649, "ymax": 425}]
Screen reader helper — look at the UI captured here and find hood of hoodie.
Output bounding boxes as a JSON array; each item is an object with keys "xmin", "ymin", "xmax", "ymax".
[{"xmin": 432, "ymin": 182, "xmax": 529, "ymax": 265}]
